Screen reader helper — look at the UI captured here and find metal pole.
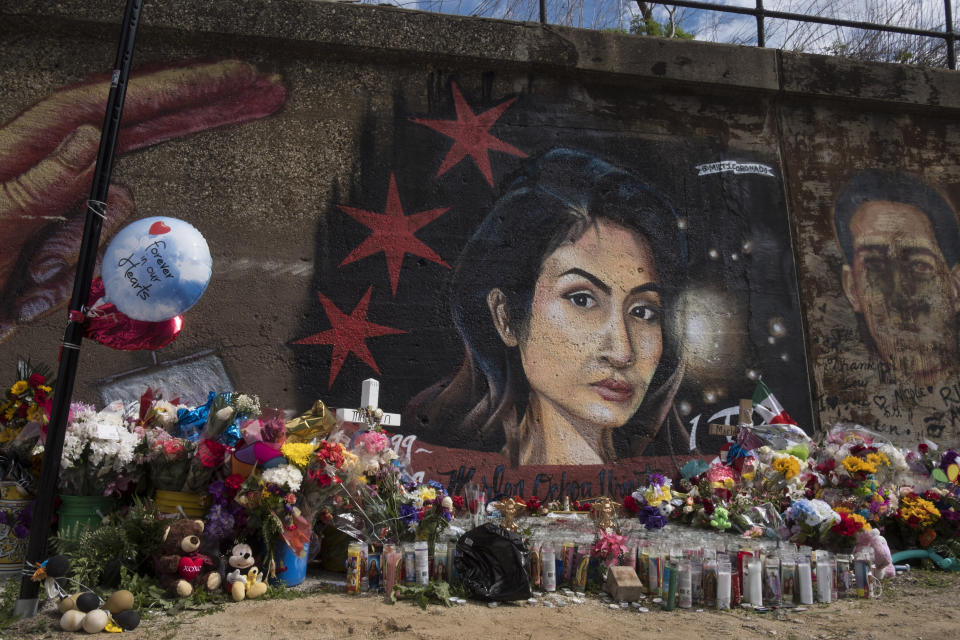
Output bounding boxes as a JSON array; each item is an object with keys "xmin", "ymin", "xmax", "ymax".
[
  {"xmin": 539, "ymin": 0, "xmax": 546, "ymax": 24},
  {"xmin": 14, "ymin": 0, "xmax": 143, "ymax": 618},
  {"xmin": 946, "ymin": 0, "xmax": 956, "ymax": 70},
  {"xmin": 756, "ymin": 0, "xmax": 765, "ymax": 47}
]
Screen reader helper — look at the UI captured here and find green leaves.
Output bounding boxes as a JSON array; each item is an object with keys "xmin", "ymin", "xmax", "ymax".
[{"xmin": 389, "ymin": 581, "xmax": 454, "ymax": 610}]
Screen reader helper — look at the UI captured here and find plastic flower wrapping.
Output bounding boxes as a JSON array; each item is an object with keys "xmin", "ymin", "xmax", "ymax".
[{"xmin": 58, "ymin": 402, "xmax": 140, "ymax": 496}]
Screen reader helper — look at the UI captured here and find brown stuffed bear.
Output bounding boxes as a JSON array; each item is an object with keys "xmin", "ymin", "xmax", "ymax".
[{"xmin": 153, "ymin": 519, "xmax": 222, "ymax": 597}]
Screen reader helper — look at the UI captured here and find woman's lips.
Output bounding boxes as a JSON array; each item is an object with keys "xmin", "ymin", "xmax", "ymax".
[{"xmin": 591, "ymin": 379, "xmax": 635, "ymax": 403}]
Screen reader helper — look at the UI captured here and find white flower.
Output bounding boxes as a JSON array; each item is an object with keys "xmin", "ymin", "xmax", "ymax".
[
  {"xmin": 233, "ymin": 394, "xmax": 261, "ymax": 416},
  {"xmin": 262, "ymin": 464, "xmax": 303, "ymax": 492}
]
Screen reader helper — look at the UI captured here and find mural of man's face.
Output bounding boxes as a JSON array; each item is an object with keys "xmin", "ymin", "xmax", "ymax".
[{"xmin": 841, "ymin": 200, "xmax": 960, "ymax": 386}]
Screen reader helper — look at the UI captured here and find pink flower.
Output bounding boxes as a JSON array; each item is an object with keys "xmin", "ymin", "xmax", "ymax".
[
  {"xmin": 354, "ymin": 431, "xmax": 390, "ymax": 455},
  {"xmin": 591, "ymin": 531, "xmax": 628, "ymax": 566}
]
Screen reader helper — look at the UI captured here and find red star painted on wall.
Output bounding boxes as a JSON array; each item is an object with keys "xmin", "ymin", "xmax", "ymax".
[
  {"xmin": 411, "ymin": 82, "xmax": 527, "ymax": 187},
  {"xmin": 293, "ymin": 287, "xmax": 406, "ymax": 388},
  {"xmin": 338, "ymin": 173, "xmax": 450, "ymax": 296}
]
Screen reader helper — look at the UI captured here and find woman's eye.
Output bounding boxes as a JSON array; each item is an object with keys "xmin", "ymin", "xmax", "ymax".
[
  {"xmin": 630, "ymin": 304, "xmax": 660, "ymax": 322},
  {"xmin": 565, "ymin": 292, "xmax": 596, "ymax": 309}
]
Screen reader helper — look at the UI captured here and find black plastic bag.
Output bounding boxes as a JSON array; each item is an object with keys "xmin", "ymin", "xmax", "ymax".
[{"xmin": 455, "ymin": 523, "xmax": 531, "ymax": 601}]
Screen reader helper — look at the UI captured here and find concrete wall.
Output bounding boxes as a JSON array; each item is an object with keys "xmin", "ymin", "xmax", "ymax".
[{"xmin": 2, "ymin": 0, "xmax": 960, "ymax": 496}]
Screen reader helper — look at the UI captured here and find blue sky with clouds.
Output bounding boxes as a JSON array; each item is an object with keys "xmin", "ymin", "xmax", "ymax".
[{"xmin": 372, "ymin": 0, "xmax": 951, "ymax": 55}]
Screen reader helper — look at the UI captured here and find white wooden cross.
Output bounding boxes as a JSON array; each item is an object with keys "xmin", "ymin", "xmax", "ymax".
[{"xmin": 335, "ymin": 378, "xmax": 401, "ymax": 430}]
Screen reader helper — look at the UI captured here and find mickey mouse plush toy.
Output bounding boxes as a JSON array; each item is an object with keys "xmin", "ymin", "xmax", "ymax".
[{"xmin": 225, "ymin": 543, "xmax": 268, "ymax": 601}]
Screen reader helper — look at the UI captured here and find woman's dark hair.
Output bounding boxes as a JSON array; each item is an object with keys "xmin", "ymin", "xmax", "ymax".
[{"xmin": 404, "ymin": 148, "xmax": 689, "ymax": 464}]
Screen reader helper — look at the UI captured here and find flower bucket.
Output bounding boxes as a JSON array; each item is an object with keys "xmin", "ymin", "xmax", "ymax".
[
  {"xmin": 58, "ymin": 495, "xmax": 114, "ymax": 539},
  {"xmin": 154, "ymin": 490, "xmax": 209, "ymax": 518},
  {"xmin": 273, "ymin": 540, "xmax": 309, "ymax": 587},
  {"xmin": 0, "ymin": 483, "xmax": 31, "ymax": 581}
]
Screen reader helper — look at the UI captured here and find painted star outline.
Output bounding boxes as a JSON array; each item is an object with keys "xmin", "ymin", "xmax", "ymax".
[
  {"xmin": 293, "ymin": 286, "xmax": 406, "ymax": 388},
  {"xmin": 411, "ymin": 82, "xmax": 527, "ymax": 187}
]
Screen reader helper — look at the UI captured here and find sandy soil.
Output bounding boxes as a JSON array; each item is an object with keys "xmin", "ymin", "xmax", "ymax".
[{"xmin": 8, "ymin": 570, "xmax": 958, "ymax": 640}]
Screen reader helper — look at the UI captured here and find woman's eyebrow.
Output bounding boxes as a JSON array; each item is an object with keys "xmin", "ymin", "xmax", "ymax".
[{"xmin": 559, "ymin": 268, "xmax": 610, "ymax": 294}]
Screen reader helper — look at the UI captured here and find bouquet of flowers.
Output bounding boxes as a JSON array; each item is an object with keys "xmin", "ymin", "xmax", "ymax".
[
  {"xmin": 0, "ymin": 361, "xmax": 53, "ymax": 485},
  {"xmin": 181, "ymin": 393, "xmax": 259, "ymax": 493},
  {"xmin": 144, "ymin": 427, "xmax": 196, "ymax": 492},
  {"xmin": 891, "ymin": 491, "xmax": 942, "ymax": 548},
  {"xmin": 59, "ymin": 403, "xmax": 140, "ymax": 496},
  {"xmin": 234, "ymin": 466, "xmax": 310, "ymax": 572}
]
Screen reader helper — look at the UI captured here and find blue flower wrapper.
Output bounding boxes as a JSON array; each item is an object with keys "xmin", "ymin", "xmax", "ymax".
[{"xmin": 177, "ymin": 391, "xmax": 215, "ymax": 441}]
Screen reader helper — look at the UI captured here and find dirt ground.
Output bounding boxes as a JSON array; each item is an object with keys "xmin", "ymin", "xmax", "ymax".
[{"xmin": 6, "ymin": 570, "xmax": 958, "ymax": 640}]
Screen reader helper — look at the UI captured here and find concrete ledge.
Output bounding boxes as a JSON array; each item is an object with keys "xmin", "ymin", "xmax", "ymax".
[
  {"xmin": 779, "ymin": 50, "xmax": 960, "ymax": 110},
  {"xmin": 3, "ymin": 0, "xmax": 959, "ymax": 109}
]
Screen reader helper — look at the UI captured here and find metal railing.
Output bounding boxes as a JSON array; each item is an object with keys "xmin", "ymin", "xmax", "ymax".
[{"xmin": 642, "ymin": 0, "xmax": 957, "ymax": 69}]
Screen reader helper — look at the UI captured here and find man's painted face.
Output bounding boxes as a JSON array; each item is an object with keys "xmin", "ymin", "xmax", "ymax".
[
  {"xmin": 842, "ymin": 200, "xmax": 960, "ymax": 385},
  {"xmin": 516, "ymin": 219, "xmax": 663, "ymax": 431}
]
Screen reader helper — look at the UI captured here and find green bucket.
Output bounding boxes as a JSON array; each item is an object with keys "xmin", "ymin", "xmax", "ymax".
[{"xmin": 57, "ymin": 495, "xmax": 114, "ymax": 539}]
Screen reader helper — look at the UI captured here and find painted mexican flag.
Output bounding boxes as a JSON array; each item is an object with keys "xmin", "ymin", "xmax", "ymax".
[{"xmin": 752, "ymin": 380, "xmax": 797, "ymax": 425}]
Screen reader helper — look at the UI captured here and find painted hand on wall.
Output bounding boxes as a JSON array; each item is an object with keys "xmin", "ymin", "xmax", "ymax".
[{"xmin": 0, "ymin": 60, "xmax": 286, "ymax": 342}]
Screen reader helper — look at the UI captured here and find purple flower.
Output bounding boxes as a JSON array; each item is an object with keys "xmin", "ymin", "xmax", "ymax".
[
  {"xmin": 208, "ymin": 480, "xmax": 226, "ymax": 501},
  {"xmin": 12, "ymin": 524, "xmax": 28, "ymax": 538},
  {"xmin": 636, "ymin": 505, "xmax": 666, "ymax": 530},
  {"xmin": 649, "ymin": 473, "xmax": 667, "ymax": 487},
  {"xmin": 400, "ymin": 504, "xmax": 419, "ymax": 526},
  {"xmin": 204, "ymin": 504, "xmax": 235, "ymax": 540},
  {"xmin": 940, "ymin": 450, "xmax": 960, "ymax": 470}
]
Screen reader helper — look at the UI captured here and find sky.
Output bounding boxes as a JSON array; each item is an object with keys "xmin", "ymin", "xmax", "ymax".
[{"xmin": 367, "ymin": 0, "xmax": 953, "ymax": 57}]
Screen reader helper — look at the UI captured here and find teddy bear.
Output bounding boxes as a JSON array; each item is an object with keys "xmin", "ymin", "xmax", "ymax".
[
  {"xmin": 225, "ymin": 542, "xmax": 267, "ymax": 601},
  {"xmin": 153, "ymin": 519, "xmax": 222, "ymax": 597}
]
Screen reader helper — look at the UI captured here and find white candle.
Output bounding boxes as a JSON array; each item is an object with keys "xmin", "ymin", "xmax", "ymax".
[
  {"xmin": 717, "ymin": 567, "xmax": 731, "ymax": 609},
  {"xmin": 747, "ymin": 559, "xmax": 763, "ymax": 606},
  {"xmin": 797, "ymin": 559, "xmax": 814, "ymax": 605},
  {"xmin": 414, "ymin": 541, "xmax": 429, "ymax": 586},
  {"xmin": 542, "ymin": 543, "xmax": 557, "ymax": 592},
  {"xmin": 678, "ymin": 562, "xmax": 692, "ymax": 608},
  {"xmin": 816, "ymin": 552, "xmax": 832, "ymax": 603}
]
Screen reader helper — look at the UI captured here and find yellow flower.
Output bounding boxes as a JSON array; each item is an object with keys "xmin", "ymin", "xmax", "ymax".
[
  {"xmin": 865, "ymin": 452, "xmax": 890, "ymax": 468},
  {"xmin": 842, "ymin": 456, "xmax": 877, "ymax": 475},
  {"xmin": 38, "ymin": 385, "xmax": 52, "ymax": 394},
  {"xmin": 773, "ymin": 456, "xmax": 801, "ymax": 480},
  {"xmin": 849, "ymin": 512, "xmax": 872, "ymax": 532},
  {"xmin": 420, "ymin": 486, "xmax": 437, "ymax": 502},
  {"xmin": 26, "ymin": 404, "xmax": 45, "ymax": 423},
  {"xmin": 9, "ymin": 381, "xmax": 27, "ymax": 395},
  {"xmin": 281, "ymin": 442, "xmax": 317, "ymax": 469}
]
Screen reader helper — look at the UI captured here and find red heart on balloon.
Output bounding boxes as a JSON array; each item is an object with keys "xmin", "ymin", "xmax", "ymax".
[
  {"xmin": 149, "ymin": 221, "xmax": 171, "ymax": 235},
  {"xmin": 178, "ymin": 555, "xmax": 204, "ymax": 582}
]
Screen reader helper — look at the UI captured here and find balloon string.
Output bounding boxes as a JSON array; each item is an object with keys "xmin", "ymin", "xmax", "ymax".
[{"xmin": 87, "ymin": 200, "xmax": 107, "ymax": 220}]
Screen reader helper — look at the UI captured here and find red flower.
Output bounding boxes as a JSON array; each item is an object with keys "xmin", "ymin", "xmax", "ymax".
[
  {"xmin": 830, "ymin": 512, "xmax": 862, "ymax": 537},
  {"xmin": 16, "ymin": 404, "xmax": 28, "ymax": 418},
  {"xmin": 702, "ymin": 499, "xmax": 715, "ymax": 516},
  {"xmin": 27, "ymin": 374, "xmax": 45, "ymax": 388},
  {"xmin": 33, "ymin": 390, "xmax": 46, "ymax": 404},
  {"xmin": 815, "ymin": 458, "xmax": 836, "ymax": 474},
  {"xmin": 526, "ymin": 496, "xmax": 542, "ymax": 511},
  {"xmin": 225, "ymin": 474, "xmax": 244, "ymax": 490},
  {"xmin": 452, "ymin": 495, "xmax": 465, "ymax": 511},
  {"xmin": 623, "ymin": 495, "xmax": 639, "ymax": 514},
  {"xmin": 919, "ymin": 443, "xmax": 930, "ymax": 454}
]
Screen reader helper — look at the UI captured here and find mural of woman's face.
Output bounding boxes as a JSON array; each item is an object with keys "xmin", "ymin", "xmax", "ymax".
[{"xmin": 491, "ymin": 218, "xmax": 663, "ymax": 435}]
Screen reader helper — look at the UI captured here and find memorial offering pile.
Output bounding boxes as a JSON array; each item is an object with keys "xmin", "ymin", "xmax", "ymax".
[{"xmin": 0, "ymin": 367, "xmax": 959, "ymax": 633}]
